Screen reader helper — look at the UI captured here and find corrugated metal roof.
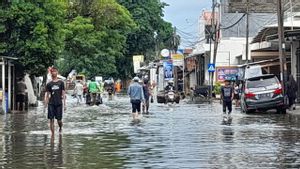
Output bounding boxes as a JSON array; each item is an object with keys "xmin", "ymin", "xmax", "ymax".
[{"xmin": 251, "ymin": 26, "xmax": 300, "ymax": 44}]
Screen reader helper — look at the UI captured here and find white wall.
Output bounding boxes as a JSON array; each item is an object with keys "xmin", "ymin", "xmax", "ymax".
[
  {"xmin": 189, "ymin": 72, "xmax": 197, "ymax": 89},
  {"xmin": 216, "ymin": 37, "xmax": 247, "ymax": 67}
]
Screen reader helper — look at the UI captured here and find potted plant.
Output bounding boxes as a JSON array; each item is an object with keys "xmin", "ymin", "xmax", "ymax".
[{"xmin": 213, "ymin": 82, "xmax": 222, "ymax": 99}]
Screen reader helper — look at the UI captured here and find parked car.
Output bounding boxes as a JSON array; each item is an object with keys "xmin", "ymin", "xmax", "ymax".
[{"xmin": 240, "ymin": 74, "xmax": 286, "ymax": 114}]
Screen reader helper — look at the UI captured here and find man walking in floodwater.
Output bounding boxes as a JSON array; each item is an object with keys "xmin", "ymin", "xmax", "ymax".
[
  {"xmin": 128, "ymin": 77, "xmax": 144, "ymax": 120},
  {"xmin": 221, "ymin": 79, "xmax": 234, "ymax": 119},
  {"xmin": 44, "ymin": 67, "xmax": 66, "ymax": 135},
  {"xmin": 16, "ymin": 77, "xmax": 27, "ymax": 111}
]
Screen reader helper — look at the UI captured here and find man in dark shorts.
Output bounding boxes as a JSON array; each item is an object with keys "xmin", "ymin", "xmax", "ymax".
[
  {"xmin": 44, "ymin": 67, "xmax": 66, "ymax": 135},
  {"xmin": 142, "ymin": 79, "xmax": 151, "ymax": 114},
  {"xmin": 127, "ymin": 77, "xmax": 144, "ymax": 120},
  {"xmin": 221, "ymin": 80, "xmax": 234, "ymax": 119},
  {"xmin": 16, "ymin": 77, "xmax": 27, "ymax": 111}
]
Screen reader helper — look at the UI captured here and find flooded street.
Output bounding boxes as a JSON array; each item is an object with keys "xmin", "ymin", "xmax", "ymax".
[{"xmin": 0, "ymin": 95, "xmax": 300, "ymax": 169}]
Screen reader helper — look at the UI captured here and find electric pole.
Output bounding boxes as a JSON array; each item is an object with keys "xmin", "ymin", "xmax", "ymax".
[
  {"xmin": 246, "ymin": 0, "xmax": 249, "ymax": 64},
  {"xmin": 209, "ymin": 0, "xmax": 216, "ymax": 99},
  {"xmin": 210, "ymin": 0, "xmax": 219, "ymax": 100},
  {"xmin": 277, "ymin": 0, "xmax": 287, "ymax": 95}
]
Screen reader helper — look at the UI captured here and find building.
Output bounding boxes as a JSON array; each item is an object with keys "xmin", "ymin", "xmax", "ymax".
[{"xmin": 193, "ymin": 0, "xmax": 293, "ymax": 84}]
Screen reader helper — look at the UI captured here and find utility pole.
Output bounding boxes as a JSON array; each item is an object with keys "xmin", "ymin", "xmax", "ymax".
[
  {"xmin": 277, "ymin": 0, "xmax": 288, "ymax": 95},
  {"xmin": 245, "ymin": 0, "xmax": 249, "ymax": 64},
  {"xmin": 210, "ymin": 0, "xmax": 219, "ymax": 101},
  {"xmin": 212, "ymin": 1, "xmax": 219, "ymax": 75},
  {"xmin": 209, "ymin": 0, "xmax": 216, "ymax": 100}
]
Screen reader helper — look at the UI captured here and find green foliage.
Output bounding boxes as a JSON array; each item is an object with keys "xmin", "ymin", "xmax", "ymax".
[
  {"xmin": 58, "ymin": 0, "xmax": 135, "ymax": 78},
  {"xmin": 214, "ymin": 82, "xmax": 222, "ymax": 95},
  {"xmin": 0, "ymin": 0, "xmax": 173, "ymax": 79},
  {"xmin": 117, "ymin": 0, "xmax": 174, "ymax": 78},
  {"xmin": 0, "ymin": 1, "xmax": 66, "ymax": 76}
]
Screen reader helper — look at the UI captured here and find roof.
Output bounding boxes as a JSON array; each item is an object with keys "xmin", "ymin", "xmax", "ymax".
[
  {"xmin": 238, "ymin": 58, "xmax": 279, "ymax": 68},
  {"xmin": 202, "ymin": 11, "xmax": 219, "ymax": 25},
  {"xmin": 185, "ymin": 52, "xmax": 205, "ymax": 59},
  {"xmin": 0, "ymin": 56, "xmax": 18, "ymax": 60},
  {"xmin": 251, "ymin": 27, "xmax": 300, "ymax": 44},
  {"xmin": 251, "ymin": 19, "xmax": 300, "ymax": 44}
]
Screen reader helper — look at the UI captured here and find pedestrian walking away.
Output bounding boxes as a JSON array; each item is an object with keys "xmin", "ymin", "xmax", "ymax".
[
  {"xmin": 234, "ymin": 83, "xmax": 240, "ymax": 107},
  {"xmin": 128, "ymin": 77, "xmax": 145, "ymax": 120},
  {"xmin": 287, "ymin": 75, "xmax": 298, "ymax": 110},
  {"xmin": 221, "ymin": 80, "xmax": 234, "ymax": 119},
  {"xmin": 16, "ymin": 77, "xmax": 27, "ymax": 111},
  {"xmin": 44, "ymin": 67, "xmax": 66, "ymax": 135},
  {"xmin": 142, "ymin": 79, "xmax": 151, "ymax": 114},
  {"xmin": 74, "ymin": 80, "xmax": 84, "ymax": 105},
  {"xmin": 88, "ymin": 78, "xmax": 99, "ymax": 106}
]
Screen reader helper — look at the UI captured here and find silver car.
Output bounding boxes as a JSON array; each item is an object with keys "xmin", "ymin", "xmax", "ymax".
[{"xmin": 240, "ymin": 74, "xmax": 286, "ymax": 114}]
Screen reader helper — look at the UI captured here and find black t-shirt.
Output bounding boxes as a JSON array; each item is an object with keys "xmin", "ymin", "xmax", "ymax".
[
  {"xmin": 46, "ymin": 80, "xmax": 65, "ymax": 105},
  {"xmin": 221, "ymin": 86, "xmax": 233, "ymax": 102}
]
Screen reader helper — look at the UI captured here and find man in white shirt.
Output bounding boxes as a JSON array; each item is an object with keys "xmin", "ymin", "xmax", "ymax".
[{"xmin": 74, "ymin": 80, "xmax": 84, "ymax": 104}]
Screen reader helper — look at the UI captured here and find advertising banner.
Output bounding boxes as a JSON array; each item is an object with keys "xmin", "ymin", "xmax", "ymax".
[
  {"xmin": 163, "ymin": 61, "xmax": 173, "ymax": 80},
  {"xmin": 172, "ymin": 53, "xmax": 184, "ymax": 66},
  {"xmin": 216, "ymin": 67, "xmax": 239, "ymax": 82},
  {"xmin": 133, "ymin": 55, "xmax": 144, "ymax": 73}
]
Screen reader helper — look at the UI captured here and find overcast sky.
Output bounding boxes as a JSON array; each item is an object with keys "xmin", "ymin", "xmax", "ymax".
[{"xmin": 162, "ymin": 0, "xmax": 211, "ymax": 48}]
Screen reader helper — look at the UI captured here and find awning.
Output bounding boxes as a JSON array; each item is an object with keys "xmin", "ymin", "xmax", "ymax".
[
  {"xmin": 251, "ymin": 27, "xmax": 300, "ymax": 44},
  {"xmin": 251, "ymin": 19, "xmax": 300, "ymax": 44},
  {"xmin": 238, "ymin": 57, "xmax": 290, "ymax": 68}
]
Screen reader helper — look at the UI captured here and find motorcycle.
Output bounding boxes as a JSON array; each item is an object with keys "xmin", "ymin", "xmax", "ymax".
[
  {"xmin": 165, "ymin": 90, "xmax": 176, "ymax": 104},
  {"xmin": 85, "ymin": 92, "xmax": 103, "ymax": 106}
]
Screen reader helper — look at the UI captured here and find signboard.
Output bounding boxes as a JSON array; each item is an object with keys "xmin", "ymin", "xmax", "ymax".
[
  {"xmin": 172, "ymin": 53, "xmax": 184, "ymax": 60},
  {"xmin": 216, "ymin": 67, "xmax": 239, "ymax": 82},
  {"xmin": 161, "ymin": 49, "xmax": 170, "ymax": 58},
  {"xmin": 208, "ymin": 64, "xmax": 215, "ymax": 72},
  {"xmin": 172, "ymin": 53, "xmax": 184, "ymax": 66},
  {"xmin": 163, "ymin": 60, "xmax": 173, "ymax": 80},
  {"xmin": 226, "ymin": 0, "xmax": 300, "ymax": 13},
  {"xmin": 95, "ymin": 76, "xmax": 103, "ymax": 82},
  {"xmin": 133, "ymin": 55, "xmax": 144, "ymax": 73}
]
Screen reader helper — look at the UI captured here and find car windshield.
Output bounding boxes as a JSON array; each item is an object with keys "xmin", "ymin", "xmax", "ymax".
[{"xmin": 247, "ymin": 77, "xmax": 278, "ymax": 89}]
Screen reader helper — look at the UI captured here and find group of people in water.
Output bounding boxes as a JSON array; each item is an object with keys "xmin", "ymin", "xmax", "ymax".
[
  {"xmin": 127, "ymin": 77, "xmax": 156, "ymax": 120},
  {"xmin": 44, "ymin": 67, "xmax": 158, "ymax": 134}
]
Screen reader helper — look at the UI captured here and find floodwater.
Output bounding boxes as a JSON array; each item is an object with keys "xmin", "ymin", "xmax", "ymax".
[{"xmin": 0, "ymin": 95, "xmax": 300, "ymax": 169}]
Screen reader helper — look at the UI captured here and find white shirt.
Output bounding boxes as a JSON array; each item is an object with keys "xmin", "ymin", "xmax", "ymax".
[{"xmin": 74, "ymin": 83, "xmax": 84, "ymax": 95}]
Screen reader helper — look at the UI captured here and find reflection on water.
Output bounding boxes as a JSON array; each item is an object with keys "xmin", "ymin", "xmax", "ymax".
[{"xmin": 0, "ymin": 98, "xmax": 299, "ymax": 168}]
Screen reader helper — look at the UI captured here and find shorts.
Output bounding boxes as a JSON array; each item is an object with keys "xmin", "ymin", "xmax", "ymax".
[
  {"xmin": 48, "ymin": 104, "xmax": 63, "ymax": 120},
  {"xmin": 16, "ymin": 94, "xmax": 25, "ymax": 103},
  {"xmin": 131, "ymin": 99, "xmax": 141, "ymax": 113},
  {"xmin": 223, "ymin": 100, "xmax": 232, "ymax": 114},
  {"xmin": 234, "ymin": 94, "xmax": 240, "ymax": 100}
]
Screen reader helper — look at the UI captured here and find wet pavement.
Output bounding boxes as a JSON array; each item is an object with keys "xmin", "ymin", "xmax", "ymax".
[{"xmin": 0, "ymin": 95, "xmax": 300, "ymax": 169}]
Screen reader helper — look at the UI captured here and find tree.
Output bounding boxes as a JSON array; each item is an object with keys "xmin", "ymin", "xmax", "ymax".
[
  {"xmin": 117, "ymin": 0, "xmax": 174, "ymax": 78},
  {"xmin": 0, "ymin": 1, "xmax": 66, "ymax": 76},
  {"xmin": 58, "ymin": 16, "xmax": 117, "ymax": 78},
  {"xmin": 58, "ymin": 0, "xmax": 135, "ymax": 78}
]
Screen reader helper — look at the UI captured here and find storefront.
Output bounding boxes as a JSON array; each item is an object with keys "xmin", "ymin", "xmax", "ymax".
[{"xmin": 0, "ymin": 56, "xmax": 17, "ymax": 113}]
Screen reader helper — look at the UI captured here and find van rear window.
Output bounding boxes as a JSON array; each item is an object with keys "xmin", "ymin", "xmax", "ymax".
[{"xmin": 247, "ymin": 77, "xmax": 277, "ymax": 89}]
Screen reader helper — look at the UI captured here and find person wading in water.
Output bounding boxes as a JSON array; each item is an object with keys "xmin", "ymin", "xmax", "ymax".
[{"xmin": 44, "ymin": 67, "xmax": 66, "ymax": 135}]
